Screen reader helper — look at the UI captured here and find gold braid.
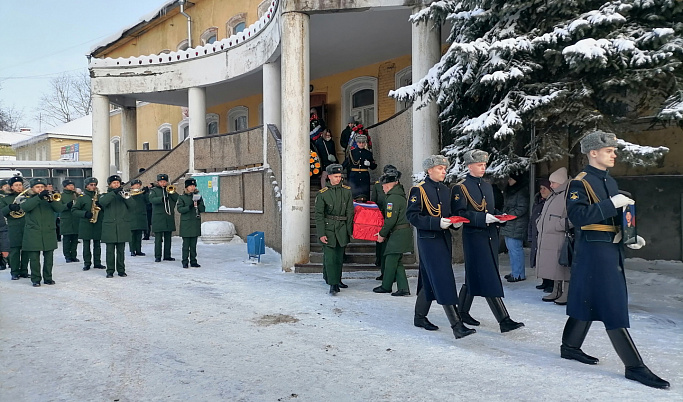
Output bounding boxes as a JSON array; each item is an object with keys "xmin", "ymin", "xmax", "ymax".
[
  {"xmin": 459, "ymin": 184, "xmax": 487, "ymax": 212},
  {"xmin": 418, "ymin": 186, "xmax": 442, "ymax": 217}
]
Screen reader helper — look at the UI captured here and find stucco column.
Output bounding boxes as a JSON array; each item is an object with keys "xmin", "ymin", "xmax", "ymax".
[
  {"xmin": 411, "ymin": 6, "xmax": 441, "ymax": 179},
  {"xmin": 92, "ymin": 94, "xmax": 110, "ymax": 191},
  {"xmin": 263, "ymin": 60, "xmax": 282, "ymax": 167},
  {"xmin": 120, "ymin": 106, "xmax": 137, "ymax": 181},
  {"xmin": 188, "ymin": 87, "xmax": 207, "ymax": 173},
  {"xmin": 280, "ymin": 12, "xmax": 310, "ymax": 271}
]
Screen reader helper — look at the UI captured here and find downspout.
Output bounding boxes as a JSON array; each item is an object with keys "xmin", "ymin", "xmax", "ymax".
[{"xmin": 179, "ymin": 0, "xmax": 192, "ymax": 48}]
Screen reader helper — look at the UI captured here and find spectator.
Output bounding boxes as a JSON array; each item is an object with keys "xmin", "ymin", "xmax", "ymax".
[
  {"xmin": 500, "ymin": 172, "xmax": 530, "ymax": 282},
  {"xmin": 530, "ymin": 179, "xmax": 554, "ymax": 292},
  {"xmin": 340, "ymin": 117, "xmax": 355, "ymax": 151},
  {"xmin": 315, "ymin": 128, "xmax": 337, "ymax": 188}
]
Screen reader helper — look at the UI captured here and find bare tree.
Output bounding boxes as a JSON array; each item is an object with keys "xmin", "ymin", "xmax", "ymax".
[
  {"xmin": 0, "ymin": 85, "xmax": 24, "ymax": 131},
  {"xmin": 38, "ymin": 71, "xmax": 92, "ymax": 126}
]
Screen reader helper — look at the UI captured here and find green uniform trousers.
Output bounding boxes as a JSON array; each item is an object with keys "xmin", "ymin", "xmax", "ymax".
[
  {"xmin": 154, "ymin": 231, "xmax": 172, "ymax": 259},
  {"xmin": 375, "ymin": 242, "xmax": 386, "ymax": 272},
  {"xmin": 27, "ymin": 250, "xmax": 54, "ymax": 284},
  {"xmin": 82, "ymin": 239, "xmax": 102, "ymax": 267},
  {"xmin": 181, "ymin": 237, "xmax": 198, "ymax": 265},
  {"xmin": 381, "ymin": 253, "xmax": 409, "ymax": 292},
  {"xmin": 106, "ymin": 242, "xmax": 126, "ymax": 275},
  {"xmin": 62, "ymin": 234, "xmax": 79, "ymax": 261},
  {"xmin": 9, "ymin": 246, "xmax": 29, "ymax": 277},
  {"xmin": 323, "ymin": 245, "xmax": 345, "ymax": 286},
  {"xmin": 130, "ymin": 230, "xmax": 143, "ymax": 254}
]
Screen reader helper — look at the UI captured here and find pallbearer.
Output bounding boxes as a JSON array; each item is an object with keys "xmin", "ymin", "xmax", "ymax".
[
  {"xmin": 149, "ymin": 174, "xmax": 179, "ymax": 262},
  {"xmin": 176, "ymin": 178, "xmax": 205, "ymax": 268},
  {"xmin": 1, "ymin": 176, "xmax": 30, "ymax": 279},
  {"xmin": 60, "ymin": 179, "xmax": 80, "ymax": 263},
  {"xmin": 128, "ymin": 179, "xmax": 149, "ymax": 257},
  {"xmin": 99, "ymin": 175, "xmax": 135, "ymax": 278},
  {"xmin": 72, "ymin": 177, "xmax": 105, "ymax": 270}
]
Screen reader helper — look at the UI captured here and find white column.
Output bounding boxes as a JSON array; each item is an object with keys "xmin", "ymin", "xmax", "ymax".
[
  {"xmin": 411, "ymin": 7, "xmax": 441, "ymax": 179},
  {"xmin": 263, "ymin": 60, "xmax": 281, "ymax": 167},
  {"xmin": 120, "ymin": 106, "xmax": 137, "ymax": 182},
  {"xmin": 280, "ymin": 11, "xmax": 310, "ymax": 271},
  {"xmin": 92, "ymin": 94, "xmax": 110, "ymax": 191},
  {"xmin": 188, "ymin": 87, "xmax": 207, "ymax": 173}
]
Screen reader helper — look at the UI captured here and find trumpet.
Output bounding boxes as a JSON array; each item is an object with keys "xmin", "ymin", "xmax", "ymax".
[
  {"xmin": 120, "ymin": 190, "xmax": 131, "ymax": 199},
  {"xmin": 166, "ymin": 185, "xmax": 176, "ymax": 194},
  {"xmin": 43, "ymin": 190, "xmax": 61, "ymax": 202},
  {"xmin": 128, "ymin": 188, "xmax": 145, "ymax": 196}
]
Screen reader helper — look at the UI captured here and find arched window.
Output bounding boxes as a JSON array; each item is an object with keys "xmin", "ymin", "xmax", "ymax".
[
  {"xmin": 157, "ymin": 123, "xmax": 172, "ymax": 150},
  {"xmin": 177, "ymin": 39, "xmax": 189, "ymax": 51},
  {"xmin": 178, "ymin": 119, "xmax": 190, "ymax": 142},
  {"xmin": 257, "ymin": 0, "xmax": 271, "ymax": 18},
  {"xmin": 206, "ymin": 113, "xmax": 219, "ymax": 135},
  {"xmin": 110, "ymin": 136, "xmax": 121, "ymax": 170},
  {"xmin": 227, "ymin": 13, "xmax": 247, "ymax": 35},
  {"xmin": 341, "ymin": 76, "xmax": 378, "ymax": 130},
  {"xmin": 200, "ymin": 27, "xmax": 219, "ymax": 45},
  {"xmin": 227, "ymin": 106, "xmax": 249, "ymax": 132},
  {"xmin": 395, "ymin": 66, "xmax": 413, "ymax": 112}
]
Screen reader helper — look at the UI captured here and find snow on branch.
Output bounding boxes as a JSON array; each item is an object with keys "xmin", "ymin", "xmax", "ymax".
[{"xmin": 617, "ymin": 139, "xmax": 669, "ymax": 167}]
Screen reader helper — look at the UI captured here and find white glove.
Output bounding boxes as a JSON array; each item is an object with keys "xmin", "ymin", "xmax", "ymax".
[
  {"xmin": 363, "ymin": 160, "xmax": 371, "ymax": 167},
  {"xmin": 452, "ymin": 222, "xmax": 463, "ymax": 229},
  {"xmin": 328, "ymin": 155, "xmax": 336, "ymax": 162},
  {"xmin": 610, "ymin": 194, "xmax": 635, "ymax": 209},
  {"xmin": 192, "ymin": 194, "xmax": 202, "ymax": 201},
  {"xmin": 440, "ymin": 218, "xmax": 451, "ymax": 229},
  {"xmin": 627, "ymin": 236, "xmax": 646, "ymax": 250},
  {"xmin": 612, "ymin": 232, "xmax": 622, "ymax": 244},
  {"xmin": 486, "ymin": 213, "xmax": 502, "ymax": 224}
]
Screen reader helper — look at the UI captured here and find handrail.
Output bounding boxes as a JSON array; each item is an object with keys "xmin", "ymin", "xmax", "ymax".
[{"xmin": 267, "ymin": 124, "xmax": 282, "ymax": 155}]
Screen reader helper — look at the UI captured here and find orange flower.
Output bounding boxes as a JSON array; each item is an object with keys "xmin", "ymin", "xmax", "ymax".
[
  {"xmin": 311, "ymin": 152, "xmax": 317, "ymax": 157},
  {"xmin": 313, "ymin": 169, "xmax": 319, "ymax": 174},
  {"xmin": 315, "ymin": 163, "xmax": 320, "ymax": 168},
  {"xmin": 309, "ymin": 171, "xmax": 313, "ymax": 176},
  {"xmin": 309, "ymin": 158, "xmax": 314, "ymax": 163}
]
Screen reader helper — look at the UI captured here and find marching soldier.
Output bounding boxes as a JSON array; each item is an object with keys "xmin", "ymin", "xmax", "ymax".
[
  {"xmin": 99, "ymin": 175, "xmax": 135, "ymax": 278},
  {"xmin": 342, "ymin": 134, "xmax": 376, "ymax": 200},
  {"xmin": 407, "ymin": 155, "xmax": 475, "ymax": 339},
  {"xmin": 451, "ymin": 149, "xmax": 524, "ymax": 333},
  {"xmin": 314, "ymin": 164, "xmax": 354, "ymax": 295},
  {"xmin": 21, "ymin": 178, "xmax": 65, "ymax": 287},
  {"xmin": 176, "ymin": 178, "xmax": 205, "ymax": 268},
  {"xmin": 72, "ymin": 177, "xmax": 105, "ymax": 270},
  {"xmin": 1, "ymin": 176, "xmax": 29, "ymax": 279},
  {"xmin": 370, "ymin": 164, "xmax": 399, "ymax": 279},
  {"xmin": 149, "ymin": 174, "xmax": 179, "ymax": 262},
  {"xmin": 559, "ymin": 131, "xmax": 669, "ymax": 389},
  {"xmin": 128, "ymin": 179, "xmax": 148, "ymax": 256},
  {"xmin": 59, "ymin": 179, "xmax": 81, "ymax": 263}
]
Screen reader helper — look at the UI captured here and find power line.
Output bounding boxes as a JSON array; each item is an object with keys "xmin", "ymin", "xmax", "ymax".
[
  {"xmin": 0, "ymin": 34, "xmax": 110, "ymax": 73},
  {"xmin": 0, "ymin": 67, "xmax": 86, "ymax": 81}
]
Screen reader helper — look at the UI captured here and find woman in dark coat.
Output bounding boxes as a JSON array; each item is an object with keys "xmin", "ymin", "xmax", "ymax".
[{"xmin": 499, "ymin": 172, "xmax": 529, "ymax": 282}]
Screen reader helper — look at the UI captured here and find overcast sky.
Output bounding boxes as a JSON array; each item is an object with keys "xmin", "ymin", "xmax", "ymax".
[{"xmin": 0, "ymin": 0, "xmax": 167, "ymax": 131}]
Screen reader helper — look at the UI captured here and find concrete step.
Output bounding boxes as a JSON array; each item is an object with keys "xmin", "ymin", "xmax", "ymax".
[{"xmin": 310, "ymin": 243, "xmax": 377, "ymax": 253}]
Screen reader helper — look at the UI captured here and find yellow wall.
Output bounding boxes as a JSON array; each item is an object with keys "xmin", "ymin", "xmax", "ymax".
[{"xmin": 48, "ymin": 138, "xmax": 93, "ymax": 161}]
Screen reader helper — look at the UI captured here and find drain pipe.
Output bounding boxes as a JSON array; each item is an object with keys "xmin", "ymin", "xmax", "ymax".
[{"xmin": 179, "ymin": 0, "xmax": 192, "ymax": 48}]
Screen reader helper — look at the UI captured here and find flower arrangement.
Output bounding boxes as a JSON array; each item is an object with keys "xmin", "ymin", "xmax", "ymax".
[{"xmin": 310, "ymin": 150, "xmax": 321, "ymax": 176}]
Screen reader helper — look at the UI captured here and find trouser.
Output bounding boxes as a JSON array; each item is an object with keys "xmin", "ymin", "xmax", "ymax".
[
  {"xmin": 322, "ymin": 245, "xmax": 345, "ymax": 286},
  {"xmin": 130, "ymin": 230, "xmax": 143, "ymax": 254},
  {"xmin": 9, "ymin": 246, "xmax": 29, "ymax": 276},
  {"xmin": 27, "ymin": 250, "xmax": 54, "ymax": 283},
  {"xmin": 182, "ymin": 237, "xmax": 198, "ymax": 265},
  {"xmin": 375, "ymin": 241, "xmax": 386, "ymax": 269},
  {"xmin": 106, "ymin": 242, "xmax": 126, "ymax": 275},
  {"xmin": 504, "ymin": 236, "xmax": 525, "ymax": 279},
  {"xmin": 82, "ymin": 239, "xmax": 102, "ymax": 267},
  {"xmin": 62, "ymin": 234, "xmax": 79, "ymax": 260},
  {"xmin": 381, "ymin": 253, "xmax": 409, "ymax": 292},
  {"xmin": 154, "ymin": 231, "xmax": 172, "ymax": 259}
]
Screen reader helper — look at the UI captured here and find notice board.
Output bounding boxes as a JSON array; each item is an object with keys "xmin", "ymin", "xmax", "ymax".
[{"xmin": 194, "ymin": 175, "xmax": 220, "ymax": 212}]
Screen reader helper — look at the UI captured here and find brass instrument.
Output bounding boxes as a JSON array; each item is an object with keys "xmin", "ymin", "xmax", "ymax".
[
  {"xmin": 189, "ymin": 189, "xmax": 201, "ymax": 218},
  {"xmin": 129, "ymin": 188, "xmax": 145, "ymax": 196},
  {"xmin": 120, "ymin": 190, "xmax": 131, "ymax": 199},
  {"xmin": 45, "ymin": 191, "xmax": 61, "ymax": 202},
  {"xmin": 9, "ymin": 189, "xmax": 34, "ymax": 218},
  {"xmin": 166, "ymin": 185, "xmax": 176, "ymax": 194},
  {"xmin": 90, "ymin": 189, "xmax": 101, "ymax": 223},
  {"xmin": 162, "ymin": 184, "xmax": 176, "ymax": 215}
]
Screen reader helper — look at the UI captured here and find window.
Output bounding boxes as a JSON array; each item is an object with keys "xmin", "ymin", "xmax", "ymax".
[
  {"xmin": 234, "ymin": 22, "xmax": 246, "ymax": 34},
  {"xmin": 341, "ymin": 77, "xmax": 378, "ymax": 129},
  {"xmin": 227, "ymin": 13, "xmax": 247, "ymax": 36},
  {"xmin": 142, "ymin": 142, "xmax": 150, "ymax": 151},
  {"xmin": 157, "ymin": 124, "xmax": 173, "ymax": 150},
  {"xmin": 257, "ymin": 0, "xmax": 271, "ymax": 18},
  {"xmin": 178, "ymin": 119, "xmax": 190, "ymax": 142},
  {"xmin": 177, "ymin": 39, "xmax": 189, "ymax": 51},
  {"xmin": 395, "ymin": 66, "xmax": 413, "ymax": 112},
  {"xmin": 206, "ymin": 113, "xmax": 219, "ymax": 135},
  {"xmin": 33, "ymin": 169, "xmax": 49, "ymax": 177},
  {"xmin": 200, "ymin": 27, "xmax": 219, "ymax": 45},
  {"xmin": 110, "ymin": 137, "xmax": 121, "ymax": 170},
  {"xmin": 227, "ymin": 106, "xmax": 249, "ymax": 132},
  {"xmin": 67, "ymin": 169, "xmax": 84, "ymax": 177}
]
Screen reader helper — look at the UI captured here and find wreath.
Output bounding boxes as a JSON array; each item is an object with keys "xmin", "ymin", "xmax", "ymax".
[{"xmin": 309, "ymin": 150, "xmax": 321, "ymax": 176}]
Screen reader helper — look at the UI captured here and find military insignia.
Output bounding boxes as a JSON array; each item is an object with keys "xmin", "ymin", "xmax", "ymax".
[
  {"xmin": 454, "ymin": 194, "xmax": 460, "ymax": 201},
  {"xmin": 319, "ymin": 187, "xmax": 328, "ymax": 193},
  {"xmin": 342, "ymin": 185, "xmax": 351, "ymax": 189},
  {"xmin": 387, "ymin": 203, "xmax": 393, "ymax": 210},
  {"xmin": 570, "ymin": 191, "xmax": 579, "ymax": 200},
  {"xmin": 410, "ymin": 195, "xmax": 417, "ymax": 203},
  {"xmin": 387, "ymin": 212, "xmax": 392, "ymax": 218}
]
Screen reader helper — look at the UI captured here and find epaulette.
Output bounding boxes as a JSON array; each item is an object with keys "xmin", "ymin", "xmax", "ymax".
[
  {"xmin": 414, "ymin": 181, "xmax": 425, "ymax": 187},
  {"xmin": 455, "ymin": 178, "xmax": 465, "ymax": 186},
  {"xmin": 319, "ymin": 187, "xmax": 328, "ymax": 193},
  {"xmin": 573, "ymin": 172, "xmax": 587, "ymax": 181},
  {"xmin": 342, "ymin": 185, "xmax": 351, "ymax": 189},
  {"xmin": 375, "ymin": 180, "xmax": 380, "ymax": 184}
]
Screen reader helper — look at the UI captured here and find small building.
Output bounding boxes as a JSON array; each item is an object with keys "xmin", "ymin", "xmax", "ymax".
[
  {"xmin": 0, "ymin": 130, "xmax": 34, "ymax": 161},
  {"xmin": 12, "ymin": 116, "xmax": 93, "ymax": 162}
]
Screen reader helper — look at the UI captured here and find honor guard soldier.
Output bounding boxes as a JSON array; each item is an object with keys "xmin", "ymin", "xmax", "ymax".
[
  {"xmin": 59, "ymin": 179, "xmax": 81, "ymax": 263},
  {"xmin": 149, "ymin": 173, "xmax": 179, "ymax": 262},
  {"xmin": 373, "ymin": 169, "xmax": 412, "ymax": 296},
  {"xmin": 176, "ymin": 178, "xmax": 205, "ymax": 268},
  {"xmin": 451, "ymin": 149, "xmax": 524, "ymax": 333},
  {"xmin": 342, "ymin": 134, "xmax": 377, "ymax": 200},
  {"xmin": 314, "ymin": 164, "xmax": 354, "ymax": 295},
  {"xmin": 21, "ymin": 178, "xmax": 65, "ymax": 287},
  {"xmin": 370, "ymin": 164, "xmax": 399, "ymax": 279},
  {"xmin": 407, "ymin": 155, "xmax": 475, "ymax": 339},
  {"xmin": 72, "ymin": 177, "xmax": 105, "ymax": 270},
  {"xmin": 1, "ymin": 176, "xmax": 30, "ymax": 279},
  {"xmin": 128, "ymin": 179, "xmax": 149, "ymax": 257},
  {"xmin": 0, "ymin": 180, "xmax": 8, "ymax": 271},
  {"xmin": 99, "ymin": 175, "xmax": 135, "ymax": 278},
  {"xmin": 559, "ymin": 131, "xmax": 669, "ymax": 389}
]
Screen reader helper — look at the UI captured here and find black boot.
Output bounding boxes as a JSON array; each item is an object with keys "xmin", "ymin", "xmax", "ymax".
[
  {"xmin": 607, "ymin": 328, "xmax": 670, "ymax": 389},
  {"xmin": 536, "ymin": 278, "xmax": 552, "ymax": 290},
  {"xmin": 561, "ymin": 317, "xmax": 598, "ymax": 364},
  {"xmin": 458, "ymin": 284, "xmax": 480, "ymax": 326},
  {"xmin": 329, "ymin": 285, "xmax": 339, "ymax": 296},
  {"xmin": 486, "ymin": 297, "xmax": 524, "ymax": 333},
  {"xmin": 443, "ymin": 305, "xmax": 476, "ymax": 339},
  {"xmin": 413, "ymin": 290, "xmax": 438, "ymax": 331}
]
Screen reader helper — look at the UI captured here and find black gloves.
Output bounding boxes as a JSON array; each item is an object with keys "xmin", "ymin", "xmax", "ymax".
[
  {"xmin": 39, "ymin": 190, "xmax": 50, "ymax": 199},
  {"xmin": 113, "ymin": 187, "xmax": 123, "ymax": 193},
  {"xmin": 84, "ymin": 211, "xmax": 93, "ymax": 219},
  {"xmin": 9, "ymin": 203, "xmax": 20, "ymax": 211},
  {"xmin": 95, "ymin": 201, "xmax": 103, "ymax": 208},
  {"xmin": 66, "ymin": 201, "xmax": 74, "ymax": 209}
]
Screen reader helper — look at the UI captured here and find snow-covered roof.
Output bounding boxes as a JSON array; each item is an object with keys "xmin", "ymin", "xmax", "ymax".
[
  {"xmin": 12, "ymin": 115, "xmax": 92, "ymax": 148},
  {"xmin": 0, "ymin": 131, "xmax": 36, "ymax": 146}
]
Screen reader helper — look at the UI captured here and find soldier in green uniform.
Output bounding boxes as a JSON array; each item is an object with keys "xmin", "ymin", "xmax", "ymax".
[
  {"xmin": 0, "ymin": 179, "xmax": 8, "ymax": 270},
  {"xmin": 21, "ymin": 178, "xmax": 65, "ymax": 287},
  {"xmin": 176, "ymin": 178, "xmax": 205, "ymax": 268},
  {"xmin": 370, "ymin": 164, "xmax": 399, "ymax": 279},
  {"xmin": 314, "ymin": 164, "xmax": 354, "ymax": 295},
  {"xmin": 373, "ymin": 170, "xmax": 413, "ymax": 296},
  {"xmin": 72, "ymin": 177, "xmax": 105, "ymax": 270},
  {"xmin": 1, "ymin": 176, "xmax": 30, "ymax": 279},
  {"xmin": 148, "ymin": 173, "xmax": 179, "ymax": 262},
  {"xmin": 59, "ymin": 179, "xmax": 81, "ymax": 263},
  {"xmin": 99, "ymin": 175, "xmax": 135, "ymax": 278},
  {"xmin": 128, "ymin": 179, "xmax": 149, "ymax": 257}
]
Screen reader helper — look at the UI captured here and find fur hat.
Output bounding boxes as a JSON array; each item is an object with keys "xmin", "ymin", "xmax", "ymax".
[
  {"xmin": 130, "ymin": 179, "xmax": 143, "ymax": 186},
  {"xmin": 549, "ymin": 167, "xmax": 569, "ymax": 185},
  {"xmin": 185, "ymin": 178, "xmax": 197, "ymax": 187},
  {"xmin": 62, "ymin": 179, "xmax": 75, "ymax": 187},
  {"xmin": 29, "ymin": 178, "xmax": 47, "ymax": 187},
  {"xmin": 157, "ymin": 173, "xmax": 169, "ymax": 181},
  {"xmin": 463, "ymin": 149, "xmax": 489, "ymax": 165},
  {"xmin": 85, "ymin": 177, "xmax": 98, "ymax": 185},
  {"xmin": 422, "ymin": 155, "xmax": 449, "ymax": 172},
  {"xmin": 107, "ymin": 175, "xmax": 122, "ymax": 185},
  {"xmin": 355, "ymin": 134, "xmax": 368, "ymax": 143},
  {"xmin": 8, "ymin": 176, "xmax": 23, "ymax": 186},
  {"xmin": 580, "ymin": 130, "xmax": 619, "ymax": 154},
  {"xmin": 379, "ymin": 171, "xmax": 400, "ymax": 184},
  {"xmin": 326, "ymin": 164, "xmax": 344, "ymax": 175}
]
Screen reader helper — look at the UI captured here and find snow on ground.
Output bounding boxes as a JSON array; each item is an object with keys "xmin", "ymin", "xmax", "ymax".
[{"xmin": 1, "ymin": 239, "xmax": 681, "ymax": 401}]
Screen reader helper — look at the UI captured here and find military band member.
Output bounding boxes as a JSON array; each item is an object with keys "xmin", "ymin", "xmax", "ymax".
[
  {"xmin": 407, "ymin": 155, "xmax": 475, "ymax": 339},
  {"xmin": 60, "ymin": 179, "xmax": 81, "ymax": 263},
  {"xmin": 1, "ymin": 176, "xmax": 30, "ymax": 279},
  {"xmin": 314, "ymin": 164, "xmax": 354, "ymax": 295},
  {"xmin": 72, "ymin": 177, "xmax": 105, "ymax": 270},
  {"xmin": 559, "ymin": 131, "xmax": 668, "ymax": 389},
  {"xmin": 0, "ymin": 207, "xmax": 8, "ymax": 269},
  {"xmin": 0, "ymin": 179, "xmax": 9, "ymax": 194},
  {"xmin": 149, "ymin": 173, "xmax": 179, "ymax": 262},
  {"xmin": 21, "ymin": 178, "xmax": 65, "ymax": 287},
  {"xmin": 176, "ymin": 178, "xmax": 205, "ymax": 268},
  {"xmin": 451, "ymin": 149, "xmax": 524, "ymax": 333},
  {"xmin": 373, "ymin": 170, "xmax": 412, "ymax": 296},
  {"xmin": 370, "ymin": 164, "xmax": 399, "ymax": 279},
  {"xmin": 128, "ymin": 179, "xmax": 148, "ymax": 257},
  {"xmin": 99, "ymin": 175, "xmax": 135, "ymax": 278},
  {"xmin": 342, "ymin": 135, "xmax": 377, "ymax": 200}
]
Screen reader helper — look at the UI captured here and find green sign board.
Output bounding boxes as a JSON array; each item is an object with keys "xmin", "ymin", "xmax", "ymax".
[{"xmin": 194, "ymin": 175, "xmax": 220, "ymax": 212}]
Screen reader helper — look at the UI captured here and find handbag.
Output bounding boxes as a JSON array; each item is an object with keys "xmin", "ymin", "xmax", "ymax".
[{"xmin": 558, "ymin": 217, "xmax": 574, "ymax": 267}]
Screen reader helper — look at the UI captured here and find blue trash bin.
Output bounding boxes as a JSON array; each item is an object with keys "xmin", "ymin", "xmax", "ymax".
[{"xmin": 247, "ymin": 231, "xmax": 265, "ymax": 262}]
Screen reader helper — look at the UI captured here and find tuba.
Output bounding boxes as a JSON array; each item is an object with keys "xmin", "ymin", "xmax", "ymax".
[
  {"xmin": 90, "ymin": 189, "xmax": 101, "ymax": 223},
  {"xmin": 9, "ymin": 189, "xmax": 34, "ymax": 218}
]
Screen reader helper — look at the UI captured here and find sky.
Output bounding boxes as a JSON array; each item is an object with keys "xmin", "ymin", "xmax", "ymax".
[{"xmin": 0, "ymin": 0, "xmax": 167, "ymax": 132}]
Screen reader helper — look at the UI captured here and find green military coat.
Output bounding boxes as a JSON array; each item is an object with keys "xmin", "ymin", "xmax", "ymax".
[
  {"xmin": 59, "ymin": 189, "xmax": 81, "ymax": 235},
  {"xmin": 21, "ymin": 193, "xmax": 65, "ymax": 251},
  {"xmin": 378, "ymin": 184, "xmax": 414, "ymax": 255},
  {"xmin": 1, "ymin": 192, "xmax": 27, "ymax": 248},
  {"xmin": 314, "ymin": 183, "xmax": 354, "ymax": 248},
  {"xmin": 148, "ymin": 185, "xmax": 179, "ymax": 232},
  {"xmin": 99, "ymin": 188, "xmax": 135, "ymax": 243},
  {"xmin": 370, "ymin": 180, "xmax": 387, "ymax": 212},
  {"xmin": 72, "ymin": 189, "xmax": 103, "ymax": 240},
  {"xmin": 128, "ymin": 190, "xmax": 150, "ymax": 231},
  {"xmin": 177, "ymin": 192, "xmax": 206, "ymax": 237}
]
